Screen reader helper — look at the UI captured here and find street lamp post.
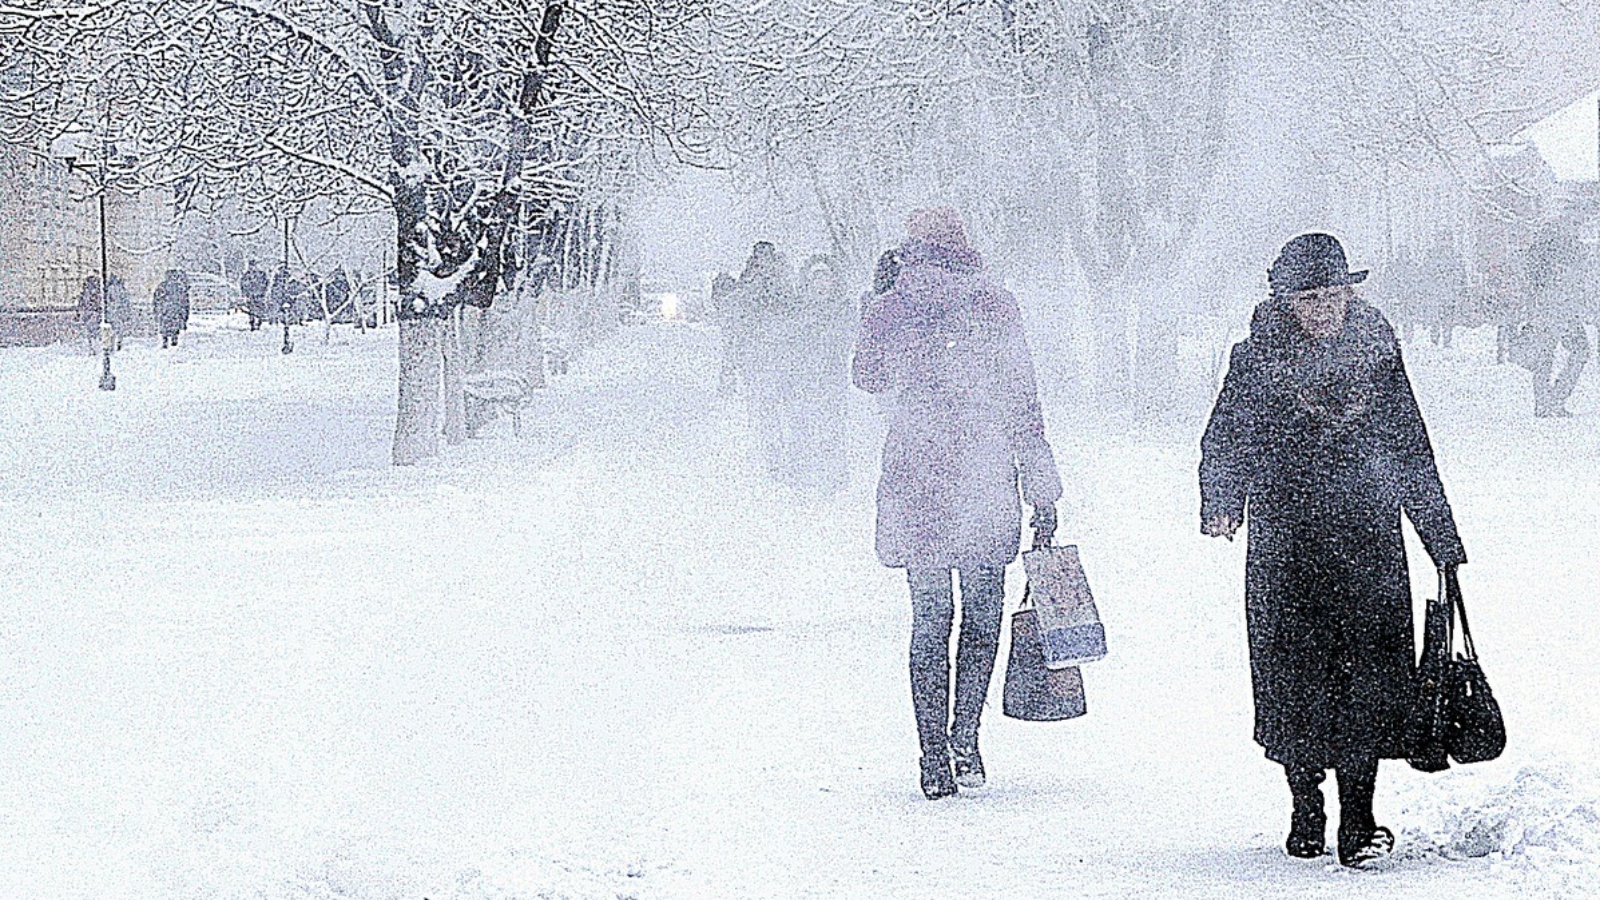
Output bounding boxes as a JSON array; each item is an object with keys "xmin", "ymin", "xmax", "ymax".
[
  {"xmin": 94, "ymin": 150, "xmax": 115, "ymax": 391},
  {"xmin": 63, "ymin": 149, "xmax": 117, "ymax": 391},
  {"xmin": 281, "ymin": 219, "xmax": 294, "ymax": 354}
]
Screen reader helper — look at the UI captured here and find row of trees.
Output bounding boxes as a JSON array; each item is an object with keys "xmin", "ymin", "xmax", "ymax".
[
  {"xmin": 5, "ymin": 1, "xmax": 1597, "ymax": 451},
  {"xmin": 713, "ymin": 0, "xmax": 1599, "ymax": 416},
  {"xmin": 2, "ymin": 0, "xmax": 716, "ymax": 462}
]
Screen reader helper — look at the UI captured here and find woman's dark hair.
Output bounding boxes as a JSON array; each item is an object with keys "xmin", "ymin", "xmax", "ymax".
[{"xmin": 872, "ymin": 249, "xmax": 900, "ymax": 295}]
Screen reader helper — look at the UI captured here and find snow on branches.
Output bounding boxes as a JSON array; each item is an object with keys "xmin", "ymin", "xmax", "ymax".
[{"xmin": 1, "ymin": 0, "xmax": 722, "ymax": 315}]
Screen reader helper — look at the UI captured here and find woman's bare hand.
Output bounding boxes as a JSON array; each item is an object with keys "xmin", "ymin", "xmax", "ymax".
[{"xmin": 1204, "ymin": 514, "xmax": 1241, "ymax": 541}]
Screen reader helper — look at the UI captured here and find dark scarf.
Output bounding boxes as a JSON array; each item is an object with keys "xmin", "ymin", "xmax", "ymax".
[{"xmin": 1247, "ymin": 297, "xmax": 1397, "ymax": 443}]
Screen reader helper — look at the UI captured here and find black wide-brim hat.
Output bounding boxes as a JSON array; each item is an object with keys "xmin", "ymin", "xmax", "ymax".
[{"xmin": 1269, "ymin": 233, "xmax": 1368, "ymax": 296}]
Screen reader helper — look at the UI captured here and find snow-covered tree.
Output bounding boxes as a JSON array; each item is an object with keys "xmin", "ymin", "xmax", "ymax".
[{"xmin": 2, "ymin": 0, "xmax": 720, "ymax": 463}]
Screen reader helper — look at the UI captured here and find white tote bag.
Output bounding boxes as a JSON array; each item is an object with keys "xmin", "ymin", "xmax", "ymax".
[{"xmin": 1021, "ymin": 544, "xmax": 1107, "ymax": 669}]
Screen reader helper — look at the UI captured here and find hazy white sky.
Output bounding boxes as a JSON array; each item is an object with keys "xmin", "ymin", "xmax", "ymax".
[{"xmin": 1523, "ymin": 92, "xmax": 1599, "ymax": 181}]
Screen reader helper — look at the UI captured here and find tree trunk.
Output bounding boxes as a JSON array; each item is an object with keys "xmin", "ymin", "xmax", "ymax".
[
  {"xmin": 442, "ymin": 306, "xmax": 467, "ymax": 444},
  {"xmin": 520, "ymin": 283, "xmax": 548, "ymax": 392},
  {"xmin": 1091, "ymin": 285, "xmax": 1131, "ymax": 414},
  {"xmin": 393, "ymin": 316, "xmax": 443, "ymax": 465},
  {"xmin": 1133, "ymin": 297, "xmax": 1180, "ymax": 421}
]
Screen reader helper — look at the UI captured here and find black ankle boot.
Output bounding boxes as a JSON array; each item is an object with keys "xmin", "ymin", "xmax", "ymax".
[
  {"xmin": 1288, "ymin": 793, "xmax": 1327, "ymax": 858},
  {"xmin": 1285, "ymin": 767, "xmax": 1326, "ymax": 858},
  {"xmin": 920, "ymin": 753, "xmax": 957, "ymax": 800},
  {"xmin": 1336, "ymin": 758, "xmax": 1393, "ymax": 867},
  {"xmin": 1337, "ymin": 825, "xmax": 1394, "ymax": 867}
]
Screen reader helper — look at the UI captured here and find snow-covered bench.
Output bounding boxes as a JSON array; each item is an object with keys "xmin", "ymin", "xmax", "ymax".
[{"xmin": 462, "ymin": 369, "xmax": 532, "ymax": 437}]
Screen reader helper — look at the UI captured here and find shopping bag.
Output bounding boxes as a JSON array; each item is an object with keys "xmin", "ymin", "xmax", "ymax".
[
  {"xmin": 1002, "ymin": 605, "xmax": 1086, "ymax": 721},
  {"xmin": 1021, "ymin": 544, "xmax": 1107, "ymax": 668}
]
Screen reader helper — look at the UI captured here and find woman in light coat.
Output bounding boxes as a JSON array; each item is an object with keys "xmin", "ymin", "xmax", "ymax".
[{"xmin": 853, "ymin": 208, "xmax": 1062, "ymax": 799}]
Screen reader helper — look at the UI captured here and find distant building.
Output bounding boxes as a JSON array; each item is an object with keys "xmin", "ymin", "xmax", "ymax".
[{"xmin": 0, "ymin": 142, "xmax": 171, "ymax": 346}]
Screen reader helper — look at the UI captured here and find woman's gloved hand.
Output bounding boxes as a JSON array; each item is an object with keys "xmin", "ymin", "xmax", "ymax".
[{"xmin": 1030, "ymin": 503, "xmax": 1057, "ymax": 549}]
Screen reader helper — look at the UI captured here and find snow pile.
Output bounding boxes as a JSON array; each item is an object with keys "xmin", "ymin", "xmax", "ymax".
[{"xmin": 1396, "ymin": 765, "xmax": 1600, "ymax": 894}]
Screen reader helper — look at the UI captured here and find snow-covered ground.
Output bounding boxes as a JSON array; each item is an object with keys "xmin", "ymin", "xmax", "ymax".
[{"xmin": 2, "ymin": 313, "xmax": 1598, "ymax": 899}]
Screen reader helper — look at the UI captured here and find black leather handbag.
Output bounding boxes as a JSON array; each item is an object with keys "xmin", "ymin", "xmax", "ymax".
[
  {"xmin": 1442, "ymin": 569, "xmax": 1507, "ymax": 763},
  {"xmin": 1408, "ymin": 568, "xmax": 1505, "ymax": 771}
]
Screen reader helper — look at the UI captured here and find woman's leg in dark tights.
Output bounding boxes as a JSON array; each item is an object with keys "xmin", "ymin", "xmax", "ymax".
[
  {"xmin": 950, "ymin": 565, "xmax": 1005, "ymax": 749},
  {"xmin": 907, "ymin": 568, "xmax": 955, "ymax": 758}
]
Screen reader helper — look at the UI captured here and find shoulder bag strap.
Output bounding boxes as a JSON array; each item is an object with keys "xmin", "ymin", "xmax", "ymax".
[{"xmin": 1445, "ymin": 567, "xmax": 1477, "ymax": 662}]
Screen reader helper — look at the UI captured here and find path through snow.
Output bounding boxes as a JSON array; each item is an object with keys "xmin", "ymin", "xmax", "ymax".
[{"xmin": 2, "ymin": 314, "xmax": 1598, "ymax": 898}]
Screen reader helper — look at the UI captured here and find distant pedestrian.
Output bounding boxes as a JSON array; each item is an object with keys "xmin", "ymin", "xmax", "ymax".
[
  {"xmin": 240, "ymin": 260, "xmax": 269, "ymax": 331},
  {"xmin": 1419, "ymin": 230, "xmax": 1467, "ymax": 349},
  {"xmin": 756, "ymin": 254, "xmax": 855, "ymax": 494},
  {"xmin": 323, "ymin": 268, "xmax": 351, "ymax": 323},
  {"xmin": 737, "ymin": 241, "xmax": 798, "ymax": 474},
  {"xmin": 854, "ymin": 207, "xmax": 1063, "ymax": 800},
  {"xmin": 1520, "ymin": 227, "xmax": 1591, "ymax": 417},
  {"xmin": 1200, "ymin": 233, "xmax": 1468, "ymax": 868},
  {"xmin": 76, "ymin": 274, "xmax": 104, "ymax": 348},
  {"xmin": 105, "ymin": 274, "xmax": 133, "ymax": 350},
  {"xmin": 153, "ymin": 269, "xmax": 191, "ymax": 348}
]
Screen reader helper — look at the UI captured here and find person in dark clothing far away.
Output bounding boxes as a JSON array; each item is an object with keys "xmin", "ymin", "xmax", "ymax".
[
  {"xmin": 854, "ymin": 207, "xmax": 1063, "ymax": 801},
  {"xmin": 76, "ymin": 274, "xmax": 104, "ymax": 348},
  {"xmin": 104, "ymin": 274, "xmax": 133, "ymax": 350},
  {"xmin": 323, "ymin": 268, "xmax": 352, "ymax": 323},
  {"xmin": 1419, "ymin": 229, "xmax": 1467, "ymax": 349},
  {"xmin": 1200, "ymin": 233, "xmax": 1468, "ymax": 868},
  {"xmin": 737, "ymin": 241, "xmax": 799, "ymax": 477},
  {"xmin": 240, "ymin": 260, "xmax": 269, "ymax": 331},
  {"xmin": 1521, "ymin": 227, "xmax": 1590, "ymax": 418},
  {"xmin": 153, "ymin": 268, "xmax": 191, "ymax": 348}
]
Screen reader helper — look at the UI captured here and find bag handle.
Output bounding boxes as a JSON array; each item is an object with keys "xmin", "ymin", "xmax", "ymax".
[{"xmin": 1444, "ymin": 567, "xmax": 1478, "ymax": 662}]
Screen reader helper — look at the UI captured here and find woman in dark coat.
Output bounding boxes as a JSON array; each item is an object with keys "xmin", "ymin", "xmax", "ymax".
[
  {"xmin": 77, "ymin": 275, "xmax": 104, "ymax": 347},
  {"xmin": 855, "ymin": 207, "xmax": 1062, "ymax": 800},
  {"xmin": 1200, "ymin": 233, "xmax": 1467, "ymax": 867}
]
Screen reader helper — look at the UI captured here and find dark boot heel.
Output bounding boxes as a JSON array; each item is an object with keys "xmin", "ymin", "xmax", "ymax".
[
  {"xmin": 1285, "ymin": 767, "xmax": 1327, "ymax": 858},
  {"xmin": 950, "ymin": 739, "xmax": 985, "ymax": 790},
  {"xmin": 1338, "ymin": 825, "xmax": 1394, "ymax": 868},
  {"xmin": 1286, "ymin": 795, "xmax": 1327, "ymax": 858},
  {"xmin": 920, "ymin": 753, "xmax": 957, "ymax": 800},
  {"xmin": 1335, "ymin": 757, "xmax": 1391, "ymax": 867}
]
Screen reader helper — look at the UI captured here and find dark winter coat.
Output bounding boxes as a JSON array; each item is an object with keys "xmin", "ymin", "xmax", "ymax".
[
  {"xmin": 323, "ymin": 270, "xmax": 351, "ymax": 321},
  {"xmin": 1199, "ymin": 296, "xmax": 1466, "ymax": 768},
  {"xmin": 240, "ymin": 267, "xmax": 269, "ymax": 317},
  {"xmin": 77, "ymin": 276, "xmax": 103, "ymax": 327},
  {"xmin": 854, "ymin": 239, "xmax": 1062, "ymax": 570},
  {"xmin": 105, "ymin": 276, "xmax": 133, "ymax": 336},
  {"xmin": 153, "ymin": 272, "xmax": 191, "ymax": 335}
]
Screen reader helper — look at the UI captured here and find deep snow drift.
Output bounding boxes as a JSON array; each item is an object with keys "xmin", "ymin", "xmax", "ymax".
[{"xmin": 1, "ymin": 312, "xmax": 1598, "ymax": 899}]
